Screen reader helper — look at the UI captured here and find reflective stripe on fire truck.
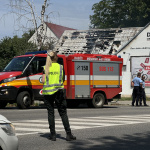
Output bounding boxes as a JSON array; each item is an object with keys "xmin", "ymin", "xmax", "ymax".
[
  {"xmin": 4, "ymin": 75, "xmax": 43, "ymax": 86},
  {"xmin": 70, "ymin": 75, "xmax": 122, "ymax": 86},
  {"xmin": 2, "ymin": 74, "xmax": 67, "ymax": 87}
]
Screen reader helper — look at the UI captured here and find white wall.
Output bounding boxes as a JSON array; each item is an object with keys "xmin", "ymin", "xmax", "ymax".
[{"xmin": 118, "ymin": 24, "xmax": 150, "ymax": 97}]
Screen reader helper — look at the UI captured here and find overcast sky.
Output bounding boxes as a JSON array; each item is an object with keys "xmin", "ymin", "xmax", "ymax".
[{"xmin": 0, "ymin": 0, "xmax": 100, "ymax": 40}]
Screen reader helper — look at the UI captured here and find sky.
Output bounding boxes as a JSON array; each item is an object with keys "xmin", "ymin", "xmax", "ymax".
[{"xmin": 0, "ymin": 0, "xmax": 100, "ymax": 40}]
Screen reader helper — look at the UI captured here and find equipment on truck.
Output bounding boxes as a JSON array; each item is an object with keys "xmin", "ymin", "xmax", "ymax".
[{"xmin": 0, "ymin": 51, "xmax": 123, "ymax": 109}]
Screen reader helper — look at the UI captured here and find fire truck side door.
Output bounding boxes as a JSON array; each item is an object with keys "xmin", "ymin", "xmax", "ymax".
[{"xmin": 74, "ymin": 62, "xmax": 90, "ymax": 98}]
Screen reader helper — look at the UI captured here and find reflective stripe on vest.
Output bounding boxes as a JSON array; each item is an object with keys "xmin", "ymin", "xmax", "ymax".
[
  {"xmin": 43, "ymin": 63, "xmax": 64, "ymax": 95},
  {"xmin": 43, "ymin": 87, "xmax": 64, "ymax": 93}
]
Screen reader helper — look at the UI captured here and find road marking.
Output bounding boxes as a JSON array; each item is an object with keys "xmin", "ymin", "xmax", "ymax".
[{"xmin": 13, "ymin": 114, "xmax": 150, "ymax": 136}]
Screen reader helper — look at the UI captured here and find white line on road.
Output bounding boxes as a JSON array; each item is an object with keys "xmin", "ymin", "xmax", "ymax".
[{"xmin": 13, "ymin": 114, "xmax": 150, "ymax": 136}]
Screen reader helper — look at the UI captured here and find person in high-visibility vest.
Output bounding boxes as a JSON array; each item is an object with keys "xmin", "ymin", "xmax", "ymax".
[{"xmin": 42, "ymin": 51, "xmax": 76, "ymax": 141}]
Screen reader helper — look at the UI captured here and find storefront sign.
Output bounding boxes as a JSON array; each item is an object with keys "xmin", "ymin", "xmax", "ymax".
[{"xmin": 131, "ymin": 57, "xmax": 150, "ymax": 87}]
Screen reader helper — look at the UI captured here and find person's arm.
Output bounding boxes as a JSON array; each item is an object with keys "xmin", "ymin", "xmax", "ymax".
[
  {"xmin": 139, "ymin": 78, "xmax": 143, "ymax": 87},
  {"xmin": 140, "ymin": 81, "xmax": 143, "ymax": 87},
  {"xmin": 42, "ymin": 69, "xmax": 45, "ymax": 84},
  {"xmin": 131, "ymin": 81, "xmax": 134, "ymax": 87},
  {"xmin": 131, "ymin": 78, "xmax": 134, "ymax": 87},
  {"xmin": 42, "ymin": 74, "xmax": 45, "ymax": 84},
  {"xmin": 63, "ymin": 68, "xmax": 65, "ymax": 82}
]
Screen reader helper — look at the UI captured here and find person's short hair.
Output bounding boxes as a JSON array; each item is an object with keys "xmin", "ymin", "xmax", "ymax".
[
  {"xmin": 142, "ymin": 75, "xmax": 145, "ymax": 79},
  {"xmin": 137, "ymin": 72, "xmax": 141, "ymax": 77}
]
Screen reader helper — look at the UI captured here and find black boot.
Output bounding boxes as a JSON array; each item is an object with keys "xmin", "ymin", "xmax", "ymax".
[
  {"xmin": 49, "ymin": 133, "xmax": 56, "ymax": 141},
  {"xmin": 66, "ymin": 133, "xmax": 76, "ymax": 141}
]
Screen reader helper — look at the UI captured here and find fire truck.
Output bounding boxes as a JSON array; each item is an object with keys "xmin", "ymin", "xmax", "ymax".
[{"xmin": 0, "ymin": 51, "xmax": 123, "ymax": 109}]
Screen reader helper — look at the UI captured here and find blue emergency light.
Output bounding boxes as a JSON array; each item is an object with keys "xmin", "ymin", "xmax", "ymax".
[{"xmin": 25, "ymin": 50, "xmax": 47, "ymax": 55}]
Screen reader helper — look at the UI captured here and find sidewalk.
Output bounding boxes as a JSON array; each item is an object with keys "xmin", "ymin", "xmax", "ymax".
[
  {"xmin": 35, "ymin": 100, "xmax": 150, "ymax": 107},
  {"xmin": 109, "ymin": 100, "xmax": 150, "ymax": 106}
]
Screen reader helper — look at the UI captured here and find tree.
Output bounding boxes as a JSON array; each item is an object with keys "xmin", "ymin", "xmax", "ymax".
[
  {"xmin": 0, "ymin": 31, "xmax": 36, "ymax": 71},
  {"xmin": 7, "ymin": 0, "xmax": 51, "ymax": 50},
  {"xmin": 90, "ymin": 0, "xmax": 150, "ymax": 28}
]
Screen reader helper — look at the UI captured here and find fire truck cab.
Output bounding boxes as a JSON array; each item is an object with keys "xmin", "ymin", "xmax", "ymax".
[{"xmin": 0, "ymin": 51, "xmax": 123, "ymax": 109}]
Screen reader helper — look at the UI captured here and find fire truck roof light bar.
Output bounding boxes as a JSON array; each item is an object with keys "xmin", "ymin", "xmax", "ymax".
[{"xmin": 25, "ymin": 50, "xmax": 47, "ymax": 55}]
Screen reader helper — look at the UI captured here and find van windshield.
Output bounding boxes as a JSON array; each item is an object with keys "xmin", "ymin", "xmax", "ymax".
[{"xmin": 3, "ymin": 56, "xmax": 33, "ymax": 72}]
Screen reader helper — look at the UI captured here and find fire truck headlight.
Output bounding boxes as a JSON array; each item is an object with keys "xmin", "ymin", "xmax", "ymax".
[{"xmin": 3, "ymin": 77, "xmax": 16, "ymax": 83}]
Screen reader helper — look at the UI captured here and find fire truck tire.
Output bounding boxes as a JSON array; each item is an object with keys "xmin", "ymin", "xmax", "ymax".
[
  {"xmin": 0, "ymin": 102, "xmax": 7, "ymax": 109},
  {"xmin": 88, "ymin": 93, "xmax": 105, "ymax": 108},
  {"xmin": 17, "ymin": 91, "xmax": 31, "ymax": 109}
]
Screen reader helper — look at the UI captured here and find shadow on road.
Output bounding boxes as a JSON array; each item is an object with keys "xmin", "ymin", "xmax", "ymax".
[
  {"xmin": 1, "ymin": 106, "xmax": 46, "ymax": 110},
  {"xmin": 2, "ymin": 104, "xmax": 118, "ymax": 110},
  {"xmin": 40, "ymin": 133, "xmax": 66, "ymax": 141},
  {"xmin": 66, "ymin": 131, "xmax": 150, "ymax": 150}
]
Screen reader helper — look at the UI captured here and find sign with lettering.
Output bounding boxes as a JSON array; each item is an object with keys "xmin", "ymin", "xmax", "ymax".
[
  {"xmin": 99, "ymin": 66, "xmax": 114, "ymax": 72},
  {"xmin": 147, "ymin": 32, "xmax": 150, "ymax": 37},
  {"xmin": 131, "ymin": 57, "xmax": 150, "ymax": 87},
  {"xmin": 77, "ymin": 65, "xmax": 88, "ymax": 71},
  {"xmin": 147, "ymin": 32, "xmax": 150, "ymax": 41},
  {"xmin": 75, "ymin": 62, "xmax": 89, "ymax": 75},
  {"xmin": 93, "ymin": 63, "xmax": 119, "ymax": 75}
]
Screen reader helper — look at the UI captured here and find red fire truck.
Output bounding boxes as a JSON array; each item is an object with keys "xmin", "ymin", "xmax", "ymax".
[{"xmin": 0, "ymin": 51, "xmax": 123, "ymax": 109}]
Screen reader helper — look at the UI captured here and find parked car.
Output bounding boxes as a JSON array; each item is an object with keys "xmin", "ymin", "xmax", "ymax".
[{"xmin": 0, "ymin": 115, "xmax": 18, "ymax": 150}]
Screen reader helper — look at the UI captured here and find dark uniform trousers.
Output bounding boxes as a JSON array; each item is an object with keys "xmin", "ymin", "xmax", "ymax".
[
  {"xmin": 139, "ymin": 88, "xmax": 146, "ymax": 105},
  {"xmin": 132, "ymin": 86, "xmax": 140, "ymax": 106},
  {"xmin": 44, "ymin": 89, "xmax": 71, "ymax": 134}
]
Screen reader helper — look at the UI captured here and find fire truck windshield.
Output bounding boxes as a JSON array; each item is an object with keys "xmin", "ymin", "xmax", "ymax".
[{"xmin": 3, "ymin": 56, "xmax": 33, "ymax": 72}]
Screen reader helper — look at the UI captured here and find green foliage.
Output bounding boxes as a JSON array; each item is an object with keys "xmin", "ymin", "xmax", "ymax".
[
  {"xmin": 0, "ymin": 30, "xmax": 37, "ymax": 71},
  {"xmin": 90, "ymin": 0, "xmax": 150, "ymax": 28}
]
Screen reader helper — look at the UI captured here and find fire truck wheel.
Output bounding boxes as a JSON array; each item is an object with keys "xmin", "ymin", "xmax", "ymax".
[
  {"xmin": 17, "ymin": 91, "xmax": 31, "ymax": 109},
  {"xmin": 88, "ymin": 93, "xmax": 105, "ymax": 108},
  {"xmin": 0, "ymin": 102, "xmax": 7, "ymax": 109}
]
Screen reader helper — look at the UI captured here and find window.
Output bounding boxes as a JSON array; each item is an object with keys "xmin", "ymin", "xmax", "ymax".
[
  {"xmin": 29, "ymin": 56, "xmax": 64, "ymax": 75},
  {"xmin": 122, "ymin": 65, "xmax": 126, "ymax": 71},
  {"xmin": 57, "ymin": 57, "xmax": 64, "ymax": 66},
  {"xmin": 3, "ymin": 56, "xmax": 32, "ymax": 72},
  {"xmin": 30, "ymin": 57, "xmax": 46, "ymax": 74}
]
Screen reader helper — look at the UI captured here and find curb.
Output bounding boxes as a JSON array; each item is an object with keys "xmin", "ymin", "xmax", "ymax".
[{"xmin": 109, "ymin": 100, "xmax": 150, "ymax": 106}]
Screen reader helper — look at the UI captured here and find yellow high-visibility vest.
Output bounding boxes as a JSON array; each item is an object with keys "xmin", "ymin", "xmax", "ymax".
[{"xmin": 42, "ymin": 63, "xmax": 64, "ymax": 95}]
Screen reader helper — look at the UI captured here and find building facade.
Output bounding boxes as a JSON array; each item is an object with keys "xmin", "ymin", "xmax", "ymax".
[
  {"xmin": 116, "ymin": 23, "xmax": 150, "ymax": 97},
  {"xmin": 56, "ymin": 23, "xmax": 150, "ymax": 97},
  {"xmin": 28, "ymin": 22, "xmax": 75, "ymax": 48}
]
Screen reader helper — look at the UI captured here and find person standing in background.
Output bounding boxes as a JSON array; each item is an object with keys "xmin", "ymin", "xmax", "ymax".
[
  {"xmin": 131, "ymin": 72, "xmax": 142, "ymax": 106},
  {"xmin": 139, "ymin": 75, "xmax": 148, "ymax": 106}
]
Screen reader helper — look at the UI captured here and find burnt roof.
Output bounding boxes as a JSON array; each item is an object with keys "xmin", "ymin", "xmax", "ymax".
[{"xmin": 55, "ymin": 27, "xmax": 143, "ymax": 55}]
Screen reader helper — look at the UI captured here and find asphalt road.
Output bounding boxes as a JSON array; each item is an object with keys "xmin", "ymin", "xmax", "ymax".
[{"xmin": 1, "ymin": 104, "xmax": 150, "ymax": 150}]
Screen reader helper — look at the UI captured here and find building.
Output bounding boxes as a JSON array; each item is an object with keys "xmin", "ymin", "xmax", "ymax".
[
  {"xmin": 55, "ymin": 23, "xmax": 150, "ymax": 97},
  {"xmin": 116, "ymin": 22, "xmax": 150, "ymax": 97},
  {"xmin": 28, "ymin": 22, "xmax": 75, "ymax": 47}
]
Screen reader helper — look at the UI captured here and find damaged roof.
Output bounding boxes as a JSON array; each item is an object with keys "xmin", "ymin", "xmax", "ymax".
[{"xmin": 55, "ymin": 27, "xmax": 143, "ymax": 55}]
